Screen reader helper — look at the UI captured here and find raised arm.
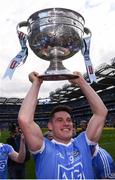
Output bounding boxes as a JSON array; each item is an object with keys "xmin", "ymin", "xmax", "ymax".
[
  {"xmin": 18, "ymin": 72, "xmax": 44, "ymax": 152},
  {"xmin": 69, "ymin": 72, "xmax": 108, "ymax": 143},
  {"xmin": 9, "ymin": 134, "xmax": 26, "ymax": 163}
]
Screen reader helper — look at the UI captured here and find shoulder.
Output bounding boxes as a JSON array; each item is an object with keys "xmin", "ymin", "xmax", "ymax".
[
  {"xmin": 93, "ymin": 146, "xmax": 115, "ymax": 167},
  {"xmin": 93, "ymin": 147, "xmax": 115, "ymax": 178},
  {"xmin": 74, "ymin": 132, "xmax": 86, "ymax": 143},
  {"xmin": 31, "ymin": 138, "xmax": 53, "ymax": 155},
  {"xmin": 3, "ymin": 144, "xmax": 14, "ymax": 153},
  {"xmin": 98, "ymin": 148, "xmax": 114, "ymax": 163}
]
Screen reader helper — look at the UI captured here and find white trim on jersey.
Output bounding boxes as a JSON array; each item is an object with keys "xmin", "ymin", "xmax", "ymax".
[
  {"xmin": 98, "ymin": 148, "xmax": 115, "ymax": 178},
  {"xmin": 30, "ymin": 141, "xmax": 45, "ymax": 154}
]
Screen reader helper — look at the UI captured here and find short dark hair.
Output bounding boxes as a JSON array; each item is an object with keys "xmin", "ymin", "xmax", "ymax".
[
  {"xmin": 49, "ymin": 105, "xmax": 72, "ymax": 122},
  {"xmin": 80, "ymin": 120, "xmax": 87, "ymax": 126},
  {"xmin": 9, "ymin": 123, "xmax": 18, "ymax": 133}
]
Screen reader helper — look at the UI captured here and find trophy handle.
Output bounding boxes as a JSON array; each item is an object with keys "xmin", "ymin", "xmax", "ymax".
[
  {"xmin": 16, "ymin": 21, "xmax": 29, "ymax": 34},
  {"xmin": 82, "ymin": 27, "xmax": 97, "ymax": 83},
  {"xmin": 84, "ymin": 27, "xmax": 92, "ymax": 38}
]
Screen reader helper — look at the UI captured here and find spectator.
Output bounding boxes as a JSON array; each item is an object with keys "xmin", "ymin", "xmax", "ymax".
[
  {"xmin": 44, "ymin": 131, "xmax": 53, "ymax": 140},
  {"xmin": 78, "ymin": 120, "xmax": 88, "ymax": 134},
  {"xmin": 6, "ymin": 124, "xmax": 30, "ymax": 179},
  {"xmin": 72, "ymin": 122, "xmax": 79, "ymax": 138},
  {"xmin": 0, "ymin": 132, "xmax": 26, "ymax": 179},
  {"xmin": 18, "ymin": 71, "xmax": 108, "ymax": 179}
]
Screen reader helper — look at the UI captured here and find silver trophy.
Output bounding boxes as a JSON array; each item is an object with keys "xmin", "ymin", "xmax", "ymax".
[{"xmin": 17, "ymin": 8, "xmax": 92, "ymax": 81}]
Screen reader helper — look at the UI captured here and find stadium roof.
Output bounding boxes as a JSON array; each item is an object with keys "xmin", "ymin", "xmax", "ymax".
[
  {"xmin": 49, "ymin": 59, "xmax": 115, "ymax": 103},
  {"xmin": 0, "ymin": 58, "xmax": 115, "ymax": 105}
]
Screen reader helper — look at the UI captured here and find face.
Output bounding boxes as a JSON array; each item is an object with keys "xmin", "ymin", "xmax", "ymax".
[
  {"xmin": 81, "ymin": 123, "xmax": 87, "ymax": 131},
  {"xmin": 47, "ymin": 133, "xmax": 53, "ymax": 140},
  {"xmin": 48, "ymin": 111, "xmax": 73, "ymax": 144},
  {"xmin": 15, "ymin": 127, "xmax": 19, "ymax": 133}
]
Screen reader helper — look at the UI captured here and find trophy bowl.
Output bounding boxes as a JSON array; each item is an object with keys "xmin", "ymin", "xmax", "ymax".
[{"xmin": 17, "ymin": 8, "xmax": 85, "ymax": 80}]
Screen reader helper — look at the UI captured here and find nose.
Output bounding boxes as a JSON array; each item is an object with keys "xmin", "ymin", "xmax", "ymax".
[{"xmin": 63, "ymin": 119, "xmax": 70, "ymax": 126}]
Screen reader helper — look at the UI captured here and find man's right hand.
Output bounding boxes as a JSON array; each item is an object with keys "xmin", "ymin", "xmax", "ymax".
[{"xmin": 29, "ymin": 71, "xmax": 43, "ymax": 85}]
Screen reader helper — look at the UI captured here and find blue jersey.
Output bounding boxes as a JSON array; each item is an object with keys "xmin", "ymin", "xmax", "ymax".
[
  {"xmin": 0, "ymin": 143, "xmax": 14, "ymax": 179},
  {"xmin": 33, "ymin": 132, "xmax": 94, "ymax": 179},
  {"xmin": 93, "ymin": 146, "xmax": 115, "ymax": 179}
]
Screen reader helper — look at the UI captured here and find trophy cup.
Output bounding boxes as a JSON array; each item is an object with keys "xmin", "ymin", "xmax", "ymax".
[{"xmin": 16, "ymin": 8, "xmax": 93, "ymax": 81}]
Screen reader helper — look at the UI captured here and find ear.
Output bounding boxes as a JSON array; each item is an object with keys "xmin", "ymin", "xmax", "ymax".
[{"xmin": 48, "ymin": 122, "xmax": 53, "ymax": 131}]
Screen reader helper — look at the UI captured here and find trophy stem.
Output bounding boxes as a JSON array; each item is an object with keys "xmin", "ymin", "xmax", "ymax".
[
  {"xmin": 46, "ymin": 58, "xmax": 66, "ymax": 72},
  {"xmin": 39, "ymin": 58, "xmax": 78, "ymax": 81}
]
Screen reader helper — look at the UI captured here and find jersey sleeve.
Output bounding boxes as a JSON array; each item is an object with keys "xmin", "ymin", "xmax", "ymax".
[{"xmin": 4, "ymin": 144, "xmax": 15, "ymax": 155}]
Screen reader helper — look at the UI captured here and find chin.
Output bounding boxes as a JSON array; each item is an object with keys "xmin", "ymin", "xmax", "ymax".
[{"xmin": 64, "ymin": 135, "xmax": 72, "ymax": 140}]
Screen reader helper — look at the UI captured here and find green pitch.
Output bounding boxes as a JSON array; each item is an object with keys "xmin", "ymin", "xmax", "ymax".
[{"xmin": 99, "ymin": 128, "xmax": 115, "ymax": 160}]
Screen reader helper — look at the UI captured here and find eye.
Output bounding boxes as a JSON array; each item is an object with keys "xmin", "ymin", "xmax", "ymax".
[
  {"xmin": 58, "ymin": 118, "xmax": 63, "ymax": 122},
  {"xmin": 67, "ymin": 118, "xmax": 72, "ymax": 122},
  {"xmin": 56, "ymin": 118, "xmax": 63, "ymax": 122}
]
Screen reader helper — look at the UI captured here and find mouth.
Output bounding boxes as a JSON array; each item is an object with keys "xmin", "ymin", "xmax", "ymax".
[{"xmin": 61, "ymin": 128, "xmax": 71, "ymax": 132}]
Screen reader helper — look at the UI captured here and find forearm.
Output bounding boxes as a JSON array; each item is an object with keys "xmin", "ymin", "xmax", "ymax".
[
  {"xmin": 77, "ymin": 78, "xmax": 107, "ymax": 116},
  {"xmin": 77, "ymin": 78, "xmax": 108, "ymax": 142},
  {"xmin": 17, "ymin": 138, "xmax": 26, "ymax": 163},
  {"xmin": 70, "ymin": 72, "xmax": 108, "ymax": 142},
  {"xmin": 18, "ymin": 81, "xmax": 40, "ymax": 124}
]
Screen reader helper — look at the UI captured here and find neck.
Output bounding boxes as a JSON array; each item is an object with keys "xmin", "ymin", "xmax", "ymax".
[{"xmin": 53, "ymin": 137, "xmax": 72, "ymax": 144}]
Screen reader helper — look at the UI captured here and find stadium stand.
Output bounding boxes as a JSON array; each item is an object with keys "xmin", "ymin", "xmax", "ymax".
[{"xmin": 0, "ymin": 58, "xmax": 115, "ymax": 128}]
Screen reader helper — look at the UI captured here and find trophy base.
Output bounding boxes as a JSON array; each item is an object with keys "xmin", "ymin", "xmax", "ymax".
[{"xmin": 39, "ymin": 74, "xmax": 78, "ymax": 81}]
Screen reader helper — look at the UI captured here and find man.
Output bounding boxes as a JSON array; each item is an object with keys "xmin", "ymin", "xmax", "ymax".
[
  {"xmin": 6, "ymin": 124, "xmax": 30, "ymax": 179},
  {"xmin": 93, "ymin": 144, "xmax": 115, "ymax": 179},
  {"xmin": 72, "ymin": 122, "xmax": 79, "ymax": 138},
  {"xmin": 0, "ymin": 132, "xmax": 26, "ymax": 179},
  {"xmin": 18, "ymin": 71, "xmax": 108, "ymax": 179},
  {"xmin": 44, "ymin": 131, "xmax": 54, "ymax": 140}
]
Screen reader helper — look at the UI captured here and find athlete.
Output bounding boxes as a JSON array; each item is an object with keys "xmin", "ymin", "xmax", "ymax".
[
  {"xmin": 93, "ymin": 144, "xmax": 115, "ymax": 179},
  {"xmin": 0, "ymin": 133, "xmax": 26, "ymax": 179},
  {"xmin": 18, "ymin": 71, "xmax": 108, "ymax": 179}
]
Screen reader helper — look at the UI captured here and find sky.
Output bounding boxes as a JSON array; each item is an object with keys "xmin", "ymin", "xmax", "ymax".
[{"xmin": 0, "ymin": 0, "xmax": 115, "ymax": 99}]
